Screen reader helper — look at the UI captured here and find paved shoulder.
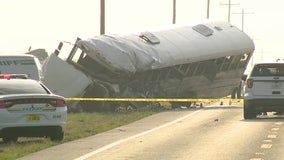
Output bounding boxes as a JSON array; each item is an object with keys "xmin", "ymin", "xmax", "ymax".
[{"xmin": 18, "ymin": 110, "xmax": 196, "ymax": 160}]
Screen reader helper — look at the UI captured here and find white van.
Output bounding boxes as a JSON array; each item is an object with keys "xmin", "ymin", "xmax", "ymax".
[{"xmin": 0, "ymin": 54, "xmax": 42, "ymax": 81}]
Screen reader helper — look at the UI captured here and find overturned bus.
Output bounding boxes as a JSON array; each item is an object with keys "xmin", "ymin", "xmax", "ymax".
[{"xmin": 42, "ymin": 20, "xmax": 255, "ymax": 111}]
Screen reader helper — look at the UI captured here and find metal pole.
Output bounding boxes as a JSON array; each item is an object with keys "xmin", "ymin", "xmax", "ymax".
[
  {"xmin": 207, "ymin": 0, "xmax": 210, "ymax": 19},
  {"xmin": 173, "ymin": 0, "xmax": 176, "ymax": 24},
  {"xmin": 100, "ymin": 0, "xmax": 105, "ymax": 35},
  {"xmin": 228, "ymin": 0, "xmax": 231, "ymax": 22},
  {"xmin": 242, "ymin": 8, "xmax": 244, "ymax": 31},
  {"xmin": 220, "ymin": 0, "xmax": 239, "ymax": 23},
  {"xmin": 232, "ymin": 8, "xmax": 254, "ymax": 32}
]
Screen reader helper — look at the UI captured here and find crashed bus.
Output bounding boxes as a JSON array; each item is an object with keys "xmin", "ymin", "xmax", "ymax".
[{"xmin": 42, "ymin": 20, "xmax": 255, "ymax": 111}]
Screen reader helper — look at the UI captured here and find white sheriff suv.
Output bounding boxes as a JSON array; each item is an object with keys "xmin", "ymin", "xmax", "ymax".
[
  {"xmin": 242, "ymin": 61, "xmax": 284, "ymax": 119},
  {"xmin": 0, "ymin": 74, "xmax": 67, "ymax": 143}
]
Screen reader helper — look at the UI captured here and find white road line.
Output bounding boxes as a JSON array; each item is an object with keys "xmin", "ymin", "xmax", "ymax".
[
  {"xmin": 73, "ymin": 110, "xmax": 201, "ymax": 160},
  {"xmin": 271, "ymin": 127, "xmax": 279, "ymax": 131},
  {"xmin": 267, "ymin": 134, "xmax": 277, "ymax": 139},
  {"xmin": 260, "ymin": 143, "xmax": 272, "ymax": 149}
]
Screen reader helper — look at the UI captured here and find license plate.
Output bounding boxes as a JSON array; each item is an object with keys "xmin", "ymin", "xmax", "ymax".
[{"xmin": 26, "ymin": 115, "xmax": 40, "ymax": 122}]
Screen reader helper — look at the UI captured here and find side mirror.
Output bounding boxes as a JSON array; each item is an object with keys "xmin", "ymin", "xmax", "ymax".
[{"xmin": 241, "ymin": 74, "xmax": 247, "ymax": 81}]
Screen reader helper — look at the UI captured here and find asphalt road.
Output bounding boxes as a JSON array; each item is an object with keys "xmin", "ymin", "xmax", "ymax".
[{"xmin": 18, "ymin": 103, "xmax": 284, "ymax": 160}]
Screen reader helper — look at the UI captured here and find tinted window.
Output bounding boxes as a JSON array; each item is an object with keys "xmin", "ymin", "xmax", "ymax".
[
  {"xmin": 251, "ymin": 63, "xmax": 284, "ymax": 76},
  {"xmin": 0, "ymin": 80, "xmax": 47, "ymax": 95}
]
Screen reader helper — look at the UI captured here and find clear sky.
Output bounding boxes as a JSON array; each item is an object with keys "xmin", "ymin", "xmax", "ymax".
[{"xmin": 0, "ymin": 0, "xmax": 282, "ymax": 63}]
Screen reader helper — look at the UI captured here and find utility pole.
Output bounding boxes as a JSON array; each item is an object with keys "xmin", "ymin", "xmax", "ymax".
[
  {"xmin": 207, "ymin": 0, "xmax": 210, "ymax": 19},
  {"xmin": 233, "ymin": 8, "xmax": 254, "ymax": 31},
  {"xmin": 172, "ymin": 0, "xmax": 176, "ymax": 24},
  {"xmin": 100, "ymin": 0, "xmax": 105, "ymax": 35},
  {"xmin": 220, "ymin": 0, "xmax": 239, "ymax": 23}
]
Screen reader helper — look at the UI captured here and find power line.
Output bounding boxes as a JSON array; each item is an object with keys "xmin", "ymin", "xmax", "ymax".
[
  {"xmin": 220, "ymin": 0, "xmax": 240, "ymax": 23},
  {"xmin": 233, "ymin": 8, "xmax": 254, "ymax": 32}
]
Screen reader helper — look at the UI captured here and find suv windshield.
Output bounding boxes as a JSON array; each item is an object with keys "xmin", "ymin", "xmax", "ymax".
[{"xmin": 251, "ymin": 63, "xmax": 284, "ymax": 77}]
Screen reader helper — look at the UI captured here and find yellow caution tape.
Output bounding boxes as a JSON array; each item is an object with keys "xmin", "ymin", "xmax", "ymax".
[{"xmin": 65, "ymin": 97, "xmax": 243, "ymax": 103}]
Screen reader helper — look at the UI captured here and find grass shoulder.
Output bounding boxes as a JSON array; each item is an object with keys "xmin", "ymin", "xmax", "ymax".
[{"xmin": 0, "ymin": 110, "xmax": 159, "ymax": 160}]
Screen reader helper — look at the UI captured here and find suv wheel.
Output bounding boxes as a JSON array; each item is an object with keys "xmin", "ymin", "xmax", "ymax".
[
  {"xmin": 50, "ymin": 131, "xmax": 64, "ymax": 141},
  {"xmin": 244, "ymin": 101, "xmax": 256, "ymax": 119}
]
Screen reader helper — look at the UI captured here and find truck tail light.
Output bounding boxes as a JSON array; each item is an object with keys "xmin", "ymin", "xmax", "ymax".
[{"xmin": 247, "ymin": 78, "xmax": 253, "ymax": 88}]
